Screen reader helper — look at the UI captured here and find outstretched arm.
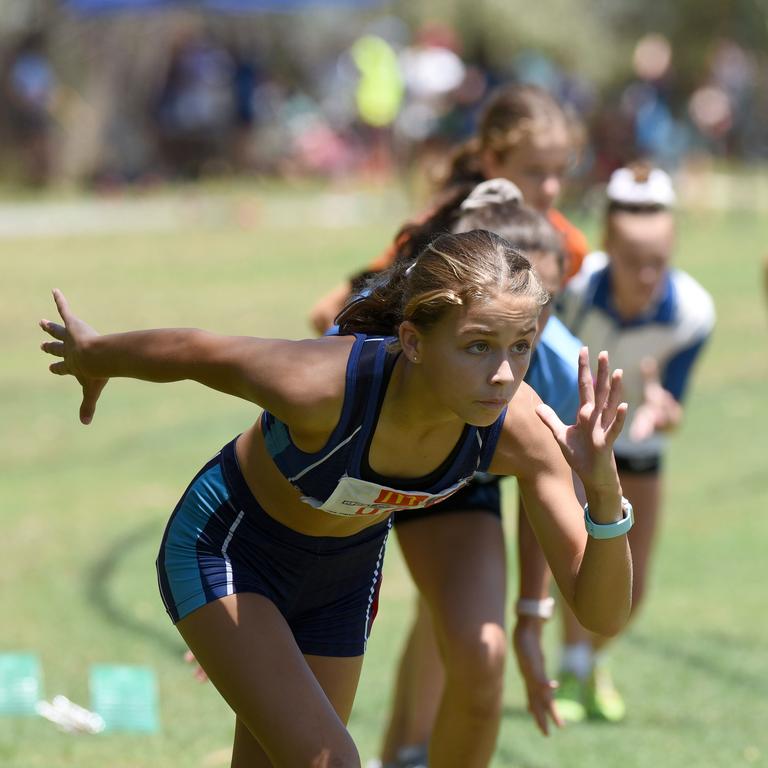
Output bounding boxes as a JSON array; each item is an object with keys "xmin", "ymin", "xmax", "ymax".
[{"xmin": 40, "ymin": 289, "xmax": 348, "ymax": 427}]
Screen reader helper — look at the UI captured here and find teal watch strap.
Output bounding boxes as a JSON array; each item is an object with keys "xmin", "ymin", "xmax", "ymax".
[{"xmin": 583, "ymin": 497, "xmax": 634, "ymax": 539}]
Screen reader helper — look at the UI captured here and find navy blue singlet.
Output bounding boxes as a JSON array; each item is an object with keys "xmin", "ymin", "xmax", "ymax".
[{"xmin": 261, "ymin": 334, "xmax": 506, "ymax": 518}]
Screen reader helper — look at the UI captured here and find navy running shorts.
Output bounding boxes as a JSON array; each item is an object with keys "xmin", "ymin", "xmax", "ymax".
[
  {"xmin": 156, "ymin": 439, "xmax": 391, "ymax": 657},
  {"xmin": 393, "ymin": 474, "xmax": 501, "ymax": 527},
  {"xmin": 615, "ymin": 452, "xmax": 662, "ymax": 476}
]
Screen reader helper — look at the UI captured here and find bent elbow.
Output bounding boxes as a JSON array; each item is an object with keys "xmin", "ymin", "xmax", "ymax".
[{"xmin": 578, "ymin": 608, "xmax": 631, "ymax": 638}]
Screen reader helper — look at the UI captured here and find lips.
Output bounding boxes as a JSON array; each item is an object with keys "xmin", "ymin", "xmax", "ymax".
[{"xmin": 476, "ymin": 398, "xmax": 509, "ymax": 408}]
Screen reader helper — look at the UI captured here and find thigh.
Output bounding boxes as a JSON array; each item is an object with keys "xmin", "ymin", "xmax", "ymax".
[
  {"xmin": 305, "ymin": 653, "xmax": 365, "ymax": 725},
  {"xmin": 397, "ymin": 511, "xmax": 507, "ymax": 643},
  {"xmin": 230, "ymin": 655, "xmax": 364, "ymax": 766},
  {"xmin": 177, "ymin": 593, "xmax": 360, "ymax": 767}
]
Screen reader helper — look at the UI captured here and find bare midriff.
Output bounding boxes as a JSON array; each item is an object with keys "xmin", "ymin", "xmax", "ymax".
[{"xmin": 235, "ymin": 420, "xmax": 392, "ymax": 538}]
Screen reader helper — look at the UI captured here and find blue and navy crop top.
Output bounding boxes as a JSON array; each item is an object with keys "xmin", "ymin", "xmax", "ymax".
[{"xmin": 261, "ymin": 334, "xmax": 507, "ymax": 517}]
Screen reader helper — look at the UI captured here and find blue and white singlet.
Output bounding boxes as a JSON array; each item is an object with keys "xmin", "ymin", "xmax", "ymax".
[{"xmin": 557, "ymin": 251, "xmax": 715, "ymax": 460}]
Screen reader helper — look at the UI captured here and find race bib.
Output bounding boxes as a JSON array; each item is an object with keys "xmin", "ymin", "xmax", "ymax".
[{"xmin": 303, "ymin": 474, "xmax": 472, "ymax": 517}]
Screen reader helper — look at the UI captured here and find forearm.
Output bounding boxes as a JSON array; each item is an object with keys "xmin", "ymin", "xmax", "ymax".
[
  {"xmin": 517, "ymin": 500, "xmax": 551, "ymax": 600},
  {"xmin": 572, "ymin": 486, "xmax": 632, "ymax": 637}
]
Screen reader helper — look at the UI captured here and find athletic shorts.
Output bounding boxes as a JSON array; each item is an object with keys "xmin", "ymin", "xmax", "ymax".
[
  {"xmin": 156, "ymin": 439, "xmax": 391, "ymax": 657},
  {"xmin": 393, "ymin": 475, "xmax": 501, "ymax": 527},
  {"xmin": 615, "ymin": 453, "xmax": 662, "ymax": 476}
]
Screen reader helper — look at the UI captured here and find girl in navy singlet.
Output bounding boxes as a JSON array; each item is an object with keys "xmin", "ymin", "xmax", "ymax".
[
  {"xmin": 372, "ymin": 181, "xmax": 581, "ymax": 768},
  {"xmin": 41, "ymin": 230, "xmax": 631, "ymax": 768}
]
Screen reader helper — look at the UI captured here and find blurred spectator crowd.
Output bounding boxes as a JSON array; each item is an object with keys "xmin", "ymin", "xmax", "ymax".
[{"xmin": 0, "ymin": 12, "xmax": 766, "ymax": 191}]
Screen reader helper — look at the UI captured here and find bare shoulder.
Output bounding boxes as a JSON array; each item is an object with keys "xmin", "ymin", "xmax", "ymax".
[
  {"xmin": 488, "ymin": 381, "xmax": 561, "ymax": 478},
  {"xmin": 266, "ymin": 334, "xmax": 356, "ymax": 430}
]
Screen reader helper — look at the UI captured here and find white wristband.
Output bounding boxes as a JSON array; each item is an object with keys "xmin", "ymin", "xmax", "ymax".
[{"xmin": 515, "ymin": 597, "xmax": 555, "ymax": 620}]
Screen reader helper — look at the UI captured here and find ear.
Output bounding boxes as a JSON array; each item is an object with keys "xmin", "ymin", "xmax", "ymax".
[{"xmin": 398, "ymin": 320, "xmax": 423, "ymax": 364}]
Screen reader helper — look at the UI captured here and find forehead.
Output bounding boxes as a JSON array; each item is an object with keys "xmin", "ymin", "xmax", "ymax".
[
  {"xmin": 517, "ymin": 123, "xmax": 571, "ymax": 158},
  {"xmin": 609, "ymin": 211, "xmax": 675, "ymax": 250},
  {"xmin": 452, "ymin": 292, "xmax": 540, "ymax": 332}
]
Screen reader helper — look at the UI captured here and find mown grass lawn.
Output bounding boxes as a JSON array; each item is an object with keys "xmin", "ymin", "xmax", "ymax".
[{"xmin": 1, "ymin": 185, "xmax": 766, "ymax": 767}]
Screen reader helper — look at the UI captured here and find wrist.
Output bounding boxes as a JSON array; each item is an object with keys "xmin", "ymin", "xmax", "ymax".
[
  {"xmin": 78, "ymin": 334, "xmax": 102, "ymax": 378},
  {"xmin": 584, "ymin": 496, "xmax": 634, "ymax": 539},
  {"xmin": 515, "ymin": 596, "xmax": 555, "ymax": 620},
  {"xmin": 583, "ymin": 483, "xmax": 623, "ymax": 524}
]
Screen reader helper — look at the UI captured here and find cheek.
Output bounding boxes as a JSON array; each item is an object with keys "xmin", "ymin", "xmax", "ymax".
[{"xmin": 423, "ymin": 350, "xmax": 473, "ymax": 390}]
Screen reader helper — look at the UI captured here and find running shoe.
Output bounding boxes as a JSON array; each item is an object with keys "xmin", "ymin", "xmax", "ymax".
[
  {"xmin": 585, "ymin": 664, "xmax": 626, "ymax": 723},
  {"xmin": 553, "ymin": 671, "xmax": 587, "ymax": 723}
]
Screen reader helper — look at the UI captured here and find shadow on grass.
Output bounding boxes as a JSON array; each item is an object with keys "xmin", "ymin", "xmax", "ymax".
[
  {"xmin": 85, "ymin": 519, "xmax": 186, "ymax": 658},
  {"xmin": 626, "ymin": 630, "xmax": 768, "ymax": 696}
]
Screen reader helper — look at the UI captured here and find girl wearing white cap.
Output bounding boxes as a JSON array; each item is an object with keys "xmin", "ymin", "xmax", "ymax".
[{"xmin": 554, "ymin": 162, "xmax": 715, "ymax": 723}]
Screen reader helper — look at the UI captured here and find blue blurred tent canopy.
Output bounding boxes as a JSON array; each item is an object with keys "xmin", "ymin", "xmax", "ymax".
[{"xmin": 65, "ymin": 0, "xmax": 384, "ymax": 13}]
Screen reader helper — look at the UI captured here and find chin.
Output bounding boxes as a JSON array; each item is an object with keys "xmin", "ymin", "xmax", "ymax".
[{"xmin": 466, "ymin": 405, "xmax": 506, "ymax": 427}]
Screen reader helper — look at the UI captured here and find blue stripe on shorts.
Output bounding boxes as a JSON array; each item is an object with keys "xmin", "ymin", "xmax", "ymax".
[{"xmin": 156, "ymin": 439, "xmax": 391, "ymax": 656}]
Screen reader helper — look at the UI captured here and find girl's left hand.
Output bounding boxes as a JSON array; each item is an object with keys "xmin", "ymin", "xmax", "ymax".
[
  {"xmin": 513, "ymin": 618, "xmax": 562, "ymax": 735},
  {"xmin": 536, "ymin": 347, "xmax": 627, "ymax": 493},
  {"xmin": 40, "ymin": 289, "xmax": 108, "ymax": 425}
]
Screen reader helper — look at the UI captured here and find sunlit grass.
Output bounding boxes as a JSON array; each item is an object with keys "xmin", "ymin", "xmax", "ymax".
[{"xmin": 1, "ymin": 186, "xmax": 766, "ymax": 767}]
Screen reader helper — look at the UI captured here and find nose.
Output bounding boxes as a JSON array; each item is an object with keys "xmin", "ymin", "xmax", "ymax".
[
  {"xmin": 490, "ymin": 357, "xmax": 515, "ymax": 387},
  {"xmin": 638, "ymin": 267, "xmax": 659, "ymax": 287}
]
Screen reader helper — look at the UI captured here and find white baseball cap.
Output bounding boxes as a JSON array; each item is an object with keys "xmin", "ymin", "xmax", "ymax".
[{"xmin": 606, "ymin": 166, "xmax": 676, "ymax": 207}]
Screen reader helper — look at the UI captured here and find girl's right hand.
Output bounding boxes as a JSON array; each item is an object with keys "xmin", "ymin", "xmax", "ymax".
[
  {"xmin": 535, "ymin": 347, "xmax": 627, "ymax": 496},
  {"xmin": 184, "ymin": 650, "xmax": 209, "ymax": 683},
  {"xmin": 40, "ymin": 289, "xmax": 108, "ymax": 425}
]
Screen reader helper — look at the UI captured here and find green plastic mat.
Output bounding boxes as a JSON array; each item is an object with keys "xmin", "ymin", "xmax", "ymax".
[
  {"xmin": 89, "ymin": 664, "xmax": 159, "ymax": 733},
  {"xmin": 0, "ymin": 653, "xmax": 43, "ymax": 715}
]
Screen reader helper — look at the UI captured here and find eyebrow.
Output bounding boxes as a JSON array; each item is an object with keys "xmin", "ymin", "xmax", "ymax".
[{"xmin": 460, "ymin": 324, "xmax": 538, "ymax": 336}]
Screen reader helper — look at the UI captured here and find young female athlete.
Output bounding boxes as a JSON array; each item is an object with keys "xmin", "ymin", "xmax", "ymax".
[
  {"xmin": 370, "ymin": 180, "xmax": 583, "ymax": 768},
  {"xmin": 40, "ymin": 230, "xmax": 632, "ymax": 768},
  {"xmin": 553, "ymin": 164, "xmax": 715, "ymax": 723},
  {"xmin": 308, "ymin": 83, "xmax": 588, "ymax": 336}
]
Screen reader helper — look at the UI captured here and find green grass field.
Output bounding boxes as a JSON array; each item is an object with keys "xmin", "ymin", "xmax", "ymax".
[{"xmin": 1, "ymin": 184, "xmax": 767, "ymax": 767}]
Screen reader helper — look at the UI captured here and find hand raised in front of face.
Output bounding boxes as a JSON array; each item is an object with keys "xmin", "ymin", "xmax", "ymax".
[
  {"xmin": 535, "ymin": 347, "xmax": 627, "ymax": 493},
  {"xmin": 40, "ymin": 289, "xmax": 108, "ymax": 425}
]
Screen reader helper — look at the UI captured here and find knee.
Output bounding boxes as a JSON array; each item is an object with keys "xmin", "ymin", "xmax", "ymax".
[
  {"xmin": 444, "ymin": 622, "xmax": 507, "ymax": 708},
  {"xmin": 311, "ymin": 739, "xmax": 360, "ymax": 768}
]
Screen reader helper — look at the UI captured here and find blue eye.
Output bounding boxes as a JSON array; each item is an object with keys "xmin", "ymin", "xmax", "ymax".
[
  {"xmin": 467, "ymin": 341, "xmax": 490, "ymax": 354},
  {"xmin": 512, "ymin": 341, "xmax": 531, "ymax": 354}
]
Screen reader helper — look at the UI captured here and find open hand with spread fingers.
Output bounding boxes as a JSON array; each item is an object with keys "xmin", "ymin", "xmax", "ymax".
[
  {"xmin": 40, "ymin": 289, "xmax": 108, "ymax": 425},
  {"xmin": 535, "ymin": 347, "xmax": 628, "ymax": 493}
]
